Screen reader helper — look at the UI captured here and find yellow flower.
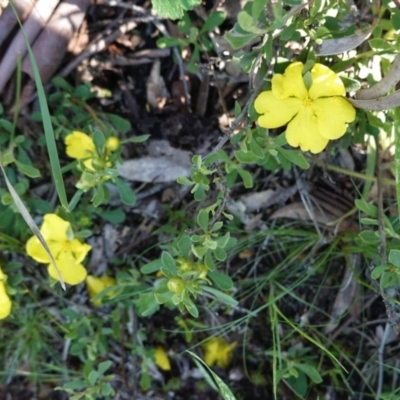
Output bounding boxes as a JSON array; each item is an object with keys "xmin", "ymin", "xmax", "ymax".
[
  {"xmin": 65, "ymin": 131, "xmax": 95, "ymax": 170},
  {"xmin": 86, "ymin": 275, "xmax": 116, "ymax": 306},
  {"xmin": 202, "ymin": 337, "xmax": 237, "ymax": 369},
  {"xmin": 254, "ymin": 62, "xmax": 356, "ymax": 154},
  {"xmin": 154, "ymin": 346, "xmax": 171, "ymax": 371},
  {"xmin": 0, "ymin": 267, "xmax": 11, "ymax": 319},
  {"xmin": 26, "ymin": 214, "xmax": 91, "ymax": 285}
]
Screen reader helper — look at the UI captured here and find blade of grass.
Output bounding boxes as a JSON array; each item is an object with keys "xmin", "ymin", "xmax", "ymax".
[
  {"xmin": 9, "ymin": 0, "xmax": 69, "ymax": 211},
  {"xmin": 394, "ymin": 107, "xmax": 400, "ymax": 217},
  {"xmin": 269, "ymin": 288, "xmax": 279, "ymax": 400},
  {"xmin": 273, "ymin": 304, "xmax": 347, "ymax": 372},
  {"xmin": 0, "ymin": 151, "xmax": 66, "ymax": 289},
  {"xmin": 186, "ymin": 350, "xmax": 237, "ymax": 400}
]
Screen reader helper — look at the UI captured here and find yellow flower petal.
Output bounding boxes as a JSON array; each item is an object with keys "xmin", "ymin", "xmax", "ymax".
[
  {"xmin": 70, "ymin": 239, "xmax": 92, "ymax": 263},
  {"xmin": 309, "ymin": 63, "xmax": 346, "ymax": 99},
  {"xmin": 312, "ymin": 97, "xmax": 356, "ymax": 140},
  {"xmin": 26, "ymin": 214, "xmax": 91, "ymax": 286},
  {"xmin": 255, "ymin": 91, "xmax": 301, "ymax": 129},
  {"xmin": 65, "ymin": 131, "xmax": 95, "ymax": 160},
  {"xmin": 86, "ymin": 275, "xmax": 116, "ymax": 306},
  {"xmin": 154, "ymin": 346, "xmax": 171, "ymax": 371},
  {"xmin": 286, "ymin": 107, "xmax": 329, "ymax": 154},
  {"xmin": 0, "ymin": 284, "xmax": 11, "ymax": 319},
  {"xmin": 26, "ymin": 214, "xmax": 73, "ymax": 263},
  {"xmin": 0, "ymin": 268, "xmax": 11, "ymax": 320},
  {"xmin": 26, "ymin": 235, "xmax": 51, "ymax": 263},
  {"xmin": 203, "ymin": 337, "xmax": 237, "ymax": 369},
  {"xmin": 272, "ymin": 62, "xmax": 307, "ymax": 100},
  {"xmin": 47, "ymin": 252, "xmax": 87, "ymax": 285},
  {"xmin": 41, "ymin": 214, "xmax": 71, "ymax": 242}
]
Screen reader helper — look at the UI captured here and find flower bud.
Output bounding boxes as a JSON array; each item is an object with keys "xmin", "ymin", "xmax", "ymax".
[
  {"xmin": 105, "ymin": 137, "xmax": 120, "ymax": 152},
  {"xmin": 167, "ymin": 278, "xmax": 185, "ymax": 294}
]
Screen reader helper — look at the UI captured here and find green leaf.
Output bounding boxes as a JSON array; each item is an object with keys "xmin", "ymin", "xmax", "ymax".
[
  {"xmin": 368, "ymin": 38, "xmax": 393, "ymax": 51},
  {"xmin": 389, "ymin": 249, "xmax": 400, "ymax": 268},
  {"xmin": 184, "ymin": 297, "xmax": 199, "ymax": 317},
  {"xmin": 156, "ymin": 37, "xmax": 182, "ymax": 48},
  {"xmin": 237, "ymin": 10, "xmax": 266, "ymax": 34},
  {"xmin": 98, "ymin": 361, "xmax": 112, "ymax": 375},
  {"xmin": 204, "ymin": 251, "xmax": 216, "ymax": 271},
  {"xmin": 225, "ymin": 30, "xmax": 259, "ymax": 50},
  {"xmin": 92, "ymin": 184, "xmax": 105, "ymax": 207},
  {"xmin": 358, "ymin": 230, "xmax": 380, "ymax": 244},
  {"xmin": 57, "ymin": 381, "xmax": 86, "ymax": 390},
  {"xmin": 141, "ymin": 259, "xmax": 163, "ymax": 274},
  {"xmin": 208, "ymin": 270, "xmax": 233, "ymax": 290},
  {"xmin": 192, "ymin": 244, "xmax": 208, "ymax": 258},
  {"xmin": 392, "ymin": 9, "xmax": 400, "ymax": 30},
  {"xmin": 295, "ymin": 363, "xmax": 322, "ymax": 383},
  {"xmin": 214, "ymin": 246, "xmax": 227, "ymax": 261},
  {"xmin": 381, "ymin": 271, "xmax": 397, "ymax": 288},
  {"xmin": 14, "ymin": 160, "xmax": 40, "ymax": 178},
  {"xmin": 197, "ymin": 209, "xmax": 209, "ymax": 232},
  {"xmin": 177, "ymin": 176, "xmax": 193, "ymax": 186},
  {"xmin": 235, "ymin": 149, "xmax": 259, "ymax": 163},
  {"xmin": 194, "ymin": 185, "xmax": 206, "ymax": 201},
  {"xmin": 200, "ymin": 11, "xmax": 226, "ymax": 34},
  {"xmin": 237, "ymin": 168, "xmax": 253, "ymax": 188},
  {"xmin": 123, "ymin": 134, "xmax": 150, "ymax": 144},
  {"xmin": 177, "ymin": 234, "xmax": 192, "ymax": 257},
  {"xmin": 88, "ymin": 370, "xmax": 99, "ymax": 386},
  {"xmin": 161, "ymin": 251, "xmax": 177, "ymax": 275},
  {"xmin": 280, "ymin": 22, "xmax": 298, "ymax": 41},
  {"xmin": 355, "ymin": 198, "xmax": 378, "ymax": 217},
  {"xmin": 371, "ymin": 265, "xmax": 385, "ymax": 280},
  {"xmin": 93, "ymin": 130, "xmax": 105, "ymax": 150},
  {"xmin": 96, "ymin": 208, "xmax": 126, "ymax": 224},
  {"xmin": 201, "ymin": 285, "xmax": 238, "ymax": 307},
  {"xmin": 252, "ymin": 0, "xmax": 267, "ymax": 20},
  {"xmin": 276, "ymin": 148, "xmax": 310, "ymax": 169},
  {"xmin": 154, "ymin": 285, "xmax": 174, "ymax": 304},
  {"xmin": 114, "ymin": 177, "xmax": 136, "ymax": 206},
  {"xmin": 136, "ymin": 292, "xmax": 160, "ymax": 316},
  {"xmin": 105, "ymin": 113, "xmax": 131, "ymax": 134},
  {"xmin": 152, "ymin": 0, "xmax": 202, "ymax": 20},
  {"xmin": 341, "ymin": 76, "xmax": 361, "ymax": 92}
]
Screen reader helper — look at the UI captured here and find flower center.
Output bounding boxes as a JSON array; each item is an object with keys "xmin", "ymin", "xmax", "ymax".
[
  {"xmin": 302, "ymin": 97, "xmax": 312, "ymax": 107},
  {"xmin": 61, "ymin": 241, "xmax": 71, "ymax": 252}
]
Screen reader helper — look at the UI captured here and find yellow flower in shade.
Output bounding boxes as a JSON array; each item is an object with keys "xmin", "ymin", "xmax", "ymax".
[
  {"xmin": 0, "ymin": 267, "xmax": 11, "ymax": 319},
  {"xmin": 254, "ymin": 62, "xmax": 356, "ymax": 154},
  {"xmin": 65, "ymin": 131, "xmax": 96, "ymax": 170},
  {"xmin": 86, "ymin": 275, "xmax": 116, "ymax": 306},
  {"xmin": 154, "ymin": 346, "xmax": 171, "ymax": 371},
  {"xmin": 26, "ymin": 214, "xmax": 91, "ymax": 285},
  {"xmin": 202, "ymin": 337, "xmax": 237, "ymax": 369}
]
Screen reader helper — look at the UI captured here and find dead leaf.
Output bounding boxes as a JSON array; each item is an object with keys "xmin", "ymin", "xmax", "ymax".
[
  {"xmin": 270, "ymin": 202, "xmax": 356, "ymax": 232},
  {"xmin": 324, "ymin": 256, "xmax": 360, "ymax": 334},
  {"xmin": 146, "ymin": 60, "xmax": 169, "ymax": 109},
  {"xmin": 316, "ymin": 26, "xmax": 373, "ymax": 56},
  {"xmin": 117, "ymin": 149, "xmax": 191, "ymax": 183},
  {"xmin": 240, "ymin": 189, "xmax": 275, "ymax": 212}
]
